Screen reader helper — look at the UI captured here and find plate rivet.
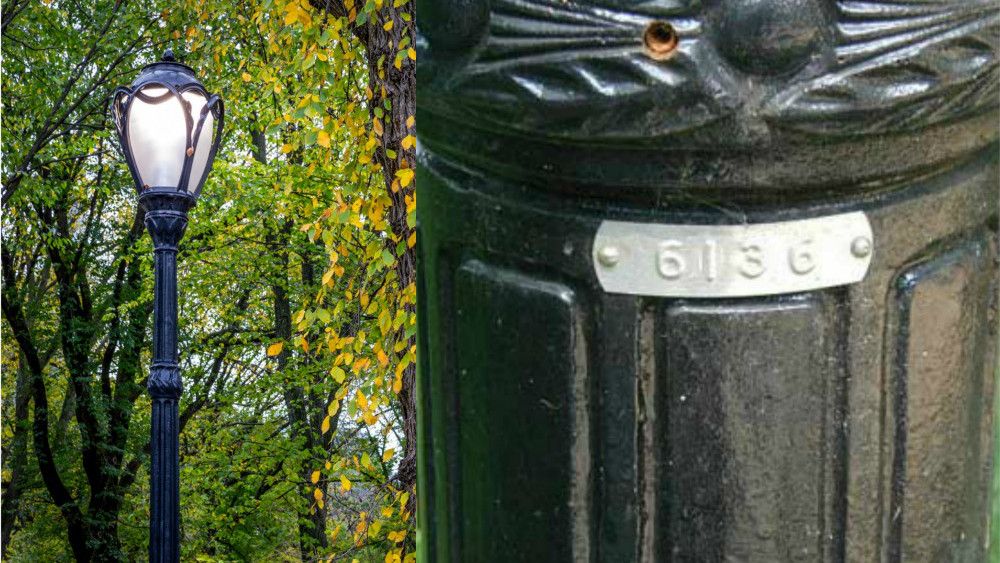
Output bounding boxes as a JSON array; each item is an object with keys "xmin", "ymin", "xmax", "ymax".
[
  {"xmin": 851, "ymin": 236, "xmax": 872, "ymax": 258},
  {"xmin": 597, "ymin": 244, "xmax": 621, "ymax": 267}
]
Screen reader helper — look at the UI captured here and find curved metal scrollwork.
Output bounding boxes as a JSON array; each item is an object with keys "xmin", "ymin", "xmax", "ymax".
[{"xmin": 110, "ymin": 62, "xmax": 225, "ymax": 196}]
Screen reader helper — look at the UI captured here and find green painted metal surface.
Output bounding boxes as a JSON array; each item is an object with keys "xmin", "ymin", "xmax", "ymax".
[{"xmin": 417, "ymin": 1, "xmax": 1000, "ymax": 561}]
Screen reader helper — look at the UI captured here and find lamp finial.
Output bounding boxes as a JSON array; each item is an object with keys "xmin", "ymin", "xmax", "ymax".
[{"xmin": 162, "ymin": 48, "xmax": 176, "ymax": 62}]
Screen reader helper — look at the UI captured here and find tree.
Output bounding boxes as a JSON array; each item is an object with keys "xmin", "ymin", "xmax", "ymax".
[
  {"xmin": 2, "ymin": 0, "xmax": 417, "ymax": 561},
  {"xmin": 307, "ymin": 0, "xmax": 419, "ymax": 512},
  {"xmin": 2, "ymin": 2, "xmax": 163, "ymax": 559}
]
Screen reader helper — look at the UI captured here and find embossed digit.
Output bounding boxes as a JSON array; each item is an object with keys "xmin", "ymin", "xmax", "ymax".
[
  {"xmin": 739, "ymin": 243, "xmax": 765, "ymax": 279},
  {"xmin": 657, "ymin": 241, "xmax": 686, "ymax": 280},
  {"xmin": 788, "ymin": 238, "xmax": 815, "ymax": 274},
  {"xmin": 703, "ymin": 239, "xmax": 718, "ymax": 281}
]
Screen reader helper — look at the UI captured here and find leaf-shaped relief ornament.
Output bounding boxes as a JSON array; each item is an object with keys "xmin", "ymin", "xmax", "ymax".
[
  {"xmin": 420, "ymin": 0, "xmax": 735, "ymax": 142},
  {"xmin": 419, "ymin": 0, "xmax": 997, "ymax": 148},
  {"xmin": 765, "ymin": 0, "xmax": 999, "ymax": 135}
]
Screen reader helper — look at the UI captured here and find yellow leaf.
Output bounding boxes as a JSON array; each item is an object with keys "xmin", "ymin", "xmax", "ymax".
[
  {"xmin": 407, "ymin": 231, "xmax": 416, "ymax": 248},
  {"xmin": 281, "ymin": 143, "xmax": 294, "ymax": 154},
  {"xmin": 383, "ymin": 19, "xmax": 393, "ymax": 30},
  {"xmin": 314, "ymin": 487, "xmax": 324, "ymax": 502},
  {"xmin": 377, "ymin": 349, "xmax": 389, "ymax": 366},
  {"xmin": 331, "ymin": 366, "xmax": 346, "ymax": 383},
  {"xmin": 321, "ymin": 416, "xmax": 331, "ymax": 433},
  {"xmin": 372, "ymin": 118, "xmax": 384, "ymax": 136},
  {"xmin": 400, "ymin": 135, "xmax": 415, "ymax": 150},
  {"xmin": 407, "ymin": 48, "xmax": 416, "ymax": 61},
  {"xmin": 340, "ymin": 475, "xmax": 352, "ymax": 492},
  {"xmin": 406, "ymin": 115, "xmax": 415, "ymax": 128},
  {"xmin": 317, "ymin": 130, "xmax": 330, "ymax": 148},
  {"xmin": 267, "ymin": 342, "xmax": 284, "ymax": 356},
  {"xmin": 361, "ymin": 452, "xmax": 374, "ymax": 470},
  {"xmin": 311, "ymin": 470, "xmax": 321, "ymax": 484},
  {"xmin": 241, "ymin": 72, "xmax": 252, "ymax": 82},
  {"xmin": 382, "ymin": 448, "xmax": 395, "ymax": 463},
  {"xmin": 395, "ymin": 168, "xmax": 414, "ymax": 187},
  {"xmin": 392, "ymin": 375, "xmax": 402, "ymax": 394},
  {"xmin": 356, "ymin": 390, "xmax": 368, "ymax": 410}
]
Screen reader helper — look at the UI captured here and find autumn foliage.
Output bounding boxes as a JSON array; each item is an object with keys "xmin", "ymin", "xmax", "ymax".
[{"xmin": 1, "ymin": 0, "xmax": 416, "ymax": 560}]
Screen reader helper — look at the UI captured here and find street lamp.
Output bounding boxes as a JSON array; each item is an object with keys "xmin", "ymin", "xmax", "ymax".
[{"xmin": 111, "ymin": 49, "xmax": 223, "ymax": 563}]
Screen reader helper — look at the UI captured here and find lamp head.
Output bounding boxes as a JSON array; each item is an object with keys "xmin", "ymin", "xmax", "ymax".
[{"xmin": 111, "ymin": 49, "xmax": 224, "ymax": 199}]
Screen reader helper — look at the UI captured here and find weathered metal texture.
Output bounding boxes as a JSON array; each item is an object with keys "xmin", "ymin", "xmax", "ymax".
[{"xmin": 416, "ymin": 1, "xmax": 1000, "ymax": 562}]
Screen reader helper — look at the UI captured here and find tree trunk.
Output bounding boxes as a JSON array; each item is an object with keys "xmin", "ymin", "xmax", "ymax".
[
  {"xmin": 1, "ymin": 359, "xmax": 32, "ymax": 557},
  {"xmin": 310, "ymin": 0, "xmax": 418, "ymax": 515},
  {"xmin": 270, "ymin": 227, "xmax": 328, "ymax": 558},
  {"xmin": 55, "ymin": 381, "xmax": 76, "ymax": 444},
  {"xmin": 260, "ymin": 117, "xmax": 329, "ymax": 556}
]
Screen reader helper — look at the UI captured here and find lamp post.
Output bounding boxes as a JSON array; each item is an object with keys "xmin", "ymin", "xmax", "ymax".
[{"xmin": 111, "ymin": 49, "xmax": 224, "ymax": 562}]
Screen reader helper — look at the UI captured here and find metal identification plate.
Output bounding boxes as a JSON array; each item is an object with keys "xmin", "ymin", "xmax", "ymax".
[{"xmin": 593, "ymin": 212, "xmax": 874, "ymax": 298}]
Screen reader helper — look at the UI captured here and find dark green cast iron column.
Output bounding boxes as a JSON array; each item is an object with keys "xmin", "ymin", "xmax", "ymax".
[{"xmin": 416, "ymin": 1, "xmax": 1000, "ymax": 561}]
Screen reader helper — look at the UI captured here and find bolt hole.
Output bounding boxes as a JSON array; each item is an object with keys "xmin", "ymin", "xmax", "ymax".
[{"xmin": 643, "ymin": 21, "xmax": 678, "ymax": 60}]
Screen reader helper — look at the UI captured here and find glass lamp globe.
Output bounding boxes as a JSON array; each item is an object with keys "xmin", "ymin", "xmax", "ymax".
[{"xmin": 111, "ymin": 49, "xmax": 224, "ymax": 198}]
